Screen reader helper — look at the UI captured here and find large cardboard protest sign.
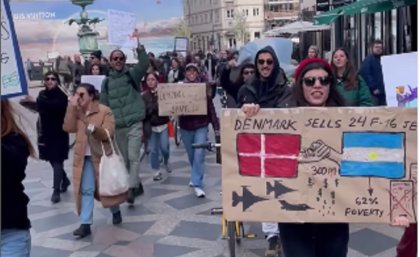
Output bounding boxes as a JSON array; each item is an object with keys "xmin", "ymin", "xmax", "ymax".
[
  {"xmin": 158, "ymin": 83, "xmax": 207, "ymax": 116},
  {"xmin": 221, "ymin": 108, "xmax": 417, "ymax": 223},
  {"xmin": 1, "ymin": 0, "xmax": 28, "ymax": 99}
]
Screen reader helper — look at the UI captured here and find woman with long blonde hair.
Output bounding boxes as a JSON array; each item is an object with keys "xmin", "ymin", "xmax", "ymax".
[{"xmin": 1, "ymin": 99, "xmax": 35, "ymax": 257}]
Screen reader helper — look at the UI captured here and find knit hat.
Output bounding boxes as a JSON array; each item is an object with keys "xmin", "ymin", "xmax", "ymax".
[
  {"xmin": 90, "ymin": 50, "xmax": 102, "ymax": 59},
  {"xmin": 185, "ymin": 62, "xmax": 200, "ymax": 72},
  {"xmin": 294, "ymin": 58, "xmax": 332, "ymax": 81}
]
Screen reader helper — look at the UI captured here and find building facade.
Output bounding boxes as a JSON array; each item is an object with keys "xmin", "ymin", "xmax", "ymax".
[
  {"xmin": 264, "ymin": 0, "xmax": 300, "ymax": 29},
  {"xmin": 184, "ymin": 0, "xmax": 266, "ymax": 52}
]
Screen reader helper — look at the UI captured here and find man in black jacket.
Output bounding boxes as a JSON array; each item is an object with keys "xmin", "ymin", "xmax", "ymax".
[{"xmin": 237, "ymin": 46, "xmax": 291, "ymax": 257}]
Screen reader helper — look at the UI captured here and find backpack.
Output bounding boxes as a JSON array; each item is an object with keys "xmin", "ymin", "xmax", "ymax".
[{"xmin": 103, "ymin": 70, "xmax": 140, "ymax": 94}]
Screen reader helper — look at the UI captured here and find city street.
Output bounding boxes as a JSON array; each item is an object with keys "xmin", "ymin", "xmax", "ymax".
[{"xmin": 16, "ymin": 82, "xmax": 405, "ymax": 257}]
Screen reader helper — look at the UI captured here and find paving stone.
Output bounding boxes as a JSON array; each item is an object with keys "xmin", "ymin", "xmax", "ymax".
[
  {"xmin": 165, "ymin": 193, "xmax": 211, "ymax": 210},
  {"xmin": 153, "ymin": 243, "xmax": 197, "ymax": 257},
  {"xmin": 349, "ymin": 228, "xmax": 398, "ymax": 256},
  {"xmin": 31, "ymin": 212, "xmax": 80, "ymax": 232},
  {"xmin": 170, "ymin": 221, "xmax": 221, "ymax": 241}
]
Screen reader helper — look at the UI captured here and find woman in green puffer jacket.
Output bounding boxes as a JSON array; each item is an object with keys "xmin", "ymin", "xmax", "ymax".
[{"xmin": 331, "ymin": 48, "xmax": 373, "ymax": 107}]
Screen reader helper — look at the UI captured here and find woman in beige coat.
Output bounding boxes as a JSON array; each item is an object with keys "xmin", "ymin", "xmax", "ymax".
[{"xmin": 63, "ymin": 83, "xmax": 127, "ymax": 238}]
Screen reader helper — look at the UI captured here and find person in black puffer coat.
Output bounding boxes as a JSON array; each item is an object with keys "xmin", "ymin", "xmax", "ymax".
[{"xmin": 237, "ymin": 45, "xmax": 291, "ymax": 257}]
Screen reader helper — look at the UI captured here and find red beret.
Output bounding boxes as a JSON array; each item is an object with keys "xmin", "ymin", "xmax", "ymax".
[{"xmin": 294, "ymin": 58, "xmax": 333, "ymax": 81}]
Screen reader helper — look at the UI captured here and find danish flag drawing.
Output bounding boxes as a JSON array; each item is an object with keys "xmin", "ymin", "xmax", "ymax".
[{"xmin": 237, "ymin": 133, "xmax": 301, "ymax": 178}]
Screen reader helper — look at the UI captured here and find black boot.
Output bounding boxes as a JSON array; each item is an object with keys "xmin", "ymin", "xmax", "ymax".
[
  {"xmin": 127, "ymin": 188, "xmax": 135, "ymax": 204},
  {"xmin": 134, "ymin": 182, "xmax": 144, "ymax": 197},
  {"xmin": 73, "ymin": 224, "xmax": 91, "ymax": 238},
  {"xmin": 60, "ymin": 176, "xmax": 71, "ymax": 193},
  {"xmin": 112, "ymin": 211, "xmax": 122, "ymax": 225},
  {"xmin": 51, "ymin": 189, "xmax": 61, "ymax": 204}
]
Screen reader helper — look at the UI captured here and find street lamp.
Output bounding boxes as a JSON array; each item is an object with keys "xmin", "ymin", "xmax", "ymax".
[{"xmin": 69, "ymin": 0, "xmax": 103, "ymax": 58}]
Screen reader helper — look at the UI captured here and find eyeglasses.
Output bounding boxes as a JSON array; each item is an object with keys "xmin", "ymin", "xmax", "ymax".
[
  {"xmin": 257, "ymin": 59, "xmax": 274, "ymax": 65},
  {"xmin": 243, "ymin": 70, "xmax": 255, "ymax": 75},
  {"xmin": 112, "ymin": 56, "xmax": 125, "ymax": 62},
  {"xmin": 44, "ymin": 77, "xmax": 56, "ymax": 81},
  {"xmin": 90, "ymin": 56, "xmax": 97, "ymax": 60},
  {"xmin": 303, "ymin": 76, "xmax": 331, "ymax": 87}
]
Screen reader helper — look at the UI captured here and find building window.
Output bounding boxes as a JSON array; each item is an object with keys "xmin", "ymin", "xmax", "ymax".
[
  {"xmin": 229, "ymin": 38, "xmax": 236, "ymax": 48},
  {"xmin": 254, "ymin": 32, "xmax": 261, "ymax": 39},
  {"xmin": 253, "ymin": 8, "xmax": 259, "ymax": 16},
  {"xmin": 227, "ymin": 9, "xmax": 234, "ymax": 18}
]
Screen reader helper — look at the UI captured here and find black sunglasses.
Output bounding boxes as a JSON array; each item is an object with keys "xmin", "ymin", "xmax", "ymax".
[
  {"xmin": 44, "ymin": 77, "xmax": 57, "ymax": 81},
  {"xmin": 112, "ymin": 56, "xmax": 125, "ymax": 62},
  {"xmin": 303, "ymin": 76, "xmax": 331, "ymax": 87},
  {"xmin": 257, "ymin": 59, "xmax": 274, "ymax": 65}
]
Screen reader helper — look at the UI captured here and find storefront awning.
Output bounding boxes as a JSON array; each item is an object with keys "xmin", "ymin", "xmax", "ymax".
[{"xmin": 314, "ymin": 0, "xmax": 417, "ymax": 25}]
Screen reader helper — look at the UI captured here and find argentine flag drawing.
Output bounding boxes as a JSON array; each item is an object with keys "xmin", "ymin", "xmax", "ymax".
[{"xmin": 341, "ymin": 132, "xmax": 405, "ymax": 179}]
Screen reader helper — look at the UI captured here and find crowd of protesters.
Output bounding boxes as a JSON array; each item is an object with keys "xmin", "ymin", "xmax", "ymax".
[{"xmin": 2, "ymin": 33, "xmax": 416, "ymax": 257}]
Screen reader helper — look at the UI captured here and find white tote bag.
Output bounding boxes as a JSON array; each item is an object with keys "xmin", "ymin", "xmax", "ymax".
[{"xmin": 99, "ymin": 129, "xmax": 129, "ymax": 196}]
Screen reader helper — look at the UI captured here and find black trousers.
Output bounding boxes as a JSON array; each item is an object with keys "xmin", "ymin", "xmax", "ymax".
[
  {"xmin": 279, "ymin": 223, "xmax": 349, "ymax": 257},
  {"xmin": 49, "ymin": 161, "xmax": 68, "ymax": 190}
]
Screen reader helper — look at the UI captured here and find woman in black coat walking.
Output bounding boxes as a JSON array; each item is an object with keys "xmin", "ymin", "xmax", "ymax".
[{"xmin": 24, "ymin": 71, "xmax": 70, "ymax": 203}]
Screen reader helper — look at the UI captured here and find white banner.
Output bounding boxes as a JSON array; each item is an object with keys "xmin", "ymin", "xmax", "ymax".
[
  {"xmin": 81, "ymin": 75, "xmax": 106, "ymax": 93},
  {"xmin": 382, "ymin": 52, "xmax": 418, "ymax": 107},
  {"xmin": 107, "ymin": 9, "xmax": 137, "ymax": 48},
  {"xmin": 1, "ymin": 0, "xmax": 28, "ymax": 99}
]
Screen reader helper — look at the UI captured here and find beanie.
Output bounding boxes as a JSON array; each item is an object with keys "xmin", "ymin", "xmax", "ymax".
[
  {"xmin": 294, "ymin": 58, "xmax": 332, "ymax": 82},
  {"xmin": 185, "ymin": 62, "xmax": 200, "ymax": 73}
]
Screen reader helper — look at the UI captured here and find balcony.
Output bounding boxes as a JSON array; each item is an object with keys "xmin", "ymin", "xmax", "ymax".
[
  {"xmin": 265, "ymin": 9, "xmax": 299, "ymax": 21},
  {"xmin": 267, "ymin": 0, "xmax": 299, "ymax": 4}
]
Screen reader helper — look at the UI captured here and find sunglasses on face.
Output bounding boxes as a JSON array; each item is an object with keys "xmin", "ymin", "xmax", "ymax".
[
  {"xmin": 90, "ymin": 56, "xmax": 97, "ymax": 60},
  {"xmin": 243, "ymin": 70, "xmax": 255, "ymax": 75},
  {"xmin": 112, "ymin": 56, "xmax": 125, "ymax": 62},
  {"xmin": 303, "ymin": 76, "xmax": 331, "ymax": 87},
  {"xmin": 257, "ymin": 59, "xmax": 274, "ymax": 65},
  {"xmin": 44, "ymin": 77, "xmax": 56, "ymax": 82}
]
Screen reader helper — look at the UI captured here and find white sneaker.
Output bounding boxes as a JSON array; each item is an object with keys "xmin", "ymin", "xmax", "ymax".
[
  {"xmin": 188, "ymin": 181, "xmax": 194, "ymax": 187},
  {"xmin": 153, "ymin": 171, "xmax": 163, "ymax": 181},
  {"xmin": 194, "ymin": 187, "xmax": 206, "ymax": 198}
]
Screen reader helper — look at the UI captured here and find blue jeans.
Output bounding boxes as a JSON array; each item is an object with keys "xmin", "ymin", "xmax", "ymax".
[
  {"xmin": 149, "ymin": 128, "xmax": 170, "ymax": 170},
  {"xmin": 180, "ymin": 126, "xmax": 208, "ymax": 188},
  {"xmin": 279, "ymin": 223, "xmax": 349, "ymax": 257},
  {"xmin": 80, "ymin": 156, "xmax": 120, "ymax": 224},
  {"xmin": 1, "ymin": 229, "xmax": 31, "ymax": 257}
]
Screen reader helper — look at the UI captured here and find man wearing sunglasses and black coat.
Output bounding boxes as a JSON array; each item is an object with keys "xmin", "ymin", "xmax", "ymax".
[
  {"xmin": 237, "ymin": 46, "xmax": 291, "ymax": 257},
  {"xmin": 237, "ymin": 46, "xmax": 291, "ymax": 109}
]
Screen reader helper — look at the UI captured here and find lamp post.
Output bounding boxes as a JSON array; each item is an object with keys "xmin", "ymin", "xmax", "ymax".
[{"xmin": 69, "ymin": 0, "xmax": 103, "ymax": 58}]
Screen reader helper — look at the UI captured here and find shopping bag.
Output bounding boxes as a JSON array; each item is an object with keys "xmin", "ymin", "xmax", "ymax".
[{"xmin": 99, "ymin": 129, "xmax": 129, "ymax": 196}]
